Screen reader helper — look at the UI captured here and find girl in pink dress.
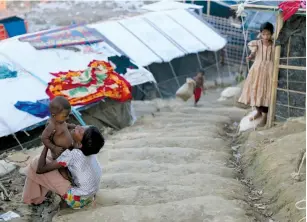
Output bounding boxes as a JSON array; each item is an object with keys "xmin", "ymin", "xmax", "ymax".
[{"xmin": 238, "ymin": 22, "xmax": 274, "ymax": 124}]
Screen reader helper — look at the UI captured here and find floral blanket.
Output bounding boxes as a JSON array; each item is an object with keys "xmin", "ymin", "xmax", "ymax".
[{"xmin": 46, "ymin": 60, "xmax": 132, "ymax": 106}]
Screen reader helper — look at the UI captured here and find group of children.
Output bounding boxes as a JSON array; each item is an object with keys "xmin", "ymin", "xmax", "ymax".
[{"xmin": 193, "ymin": 21, "xmax": 275, "ymax": 126}]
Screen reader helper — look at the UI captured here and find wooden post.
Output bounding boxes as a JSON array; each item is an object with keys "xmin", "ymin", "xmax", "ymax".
[
  {"xmin": 207, "ymin": 0, "xmax": 211, "ymax": 15},
  {"xmin": 267, "ymin": 12, "xmax": 284, "ymax": 128}
]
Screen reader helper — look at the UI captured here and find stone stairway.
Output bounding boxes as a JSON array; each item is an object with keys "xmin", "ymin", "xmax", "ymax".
[{"xmin": 54, "ymin": 91, "xmax": 251, "ymax": 222}]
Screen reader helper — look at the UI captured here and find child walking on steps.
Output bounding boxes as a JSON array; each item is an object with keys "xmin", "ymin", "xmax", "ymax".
[
  {"xmin": 193, "ymin": 70, "xmax": 206, "ymax": 106},
  {"xmin": 238, "ymin": 22, "xmax": 274, "ymax": 126}
]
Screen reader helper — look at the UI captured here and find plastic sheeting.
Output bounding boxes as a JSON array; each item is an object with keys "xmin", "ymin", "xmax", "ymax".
[
  {"xmin": 0, "ymin": 37, "xmax": 155, "ymax": 137},
  {"xmin": 80, "ymin": 99, "xmax": 134, "ymax": 130},
  {"xmin": 89, "ymin": 22, "xmax": 162, "ymax": 66},
  {"xmin": 119, "ymin": 16, "xmax": 185, "ymax": 62},
  {"xmin": 144, "ymin": 12, "xmax": 208, "ymax": 53},
  {"xmin": 166, "ymin": 10, "xmax": 227, "ymax": 51},
  {"xmin": 89, "ymin": 9, "xmax": 226, "ymax": 66}
]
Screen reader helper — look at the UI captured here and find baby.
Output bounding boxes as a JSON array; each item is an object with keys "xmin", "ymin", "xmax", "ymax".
[{"xmin": 41, "ymin": 96, "xmax": 76, "ymax": 181}]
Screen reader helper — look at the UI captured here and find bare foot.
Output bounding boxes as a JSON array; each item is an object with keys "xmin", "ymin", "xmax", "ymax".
[
  {"xmin": 59, "ymin": 199, "xmax": 69, "ymax": 209},
  {"xmin": 249, "ymin": 112, "xmax": 262, "ymax": 121},
  {"xmin": 258, "ymin": 114, "xmax": 267, "ymax": 127}
]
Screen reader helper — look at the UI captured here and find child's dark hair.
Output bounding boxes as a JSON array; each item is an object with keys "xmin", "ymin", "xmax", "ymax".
[
  {"xmin": 49, "ymin": 96, "xmax": 71, "ymax": 115},
  {"xmin": 198, "ymin": 69, "xmax": 205, "ymax": 76},
  {"xmin": 260, "ymin": 22, "xmax": 274, "ymax": 34},
  {"xmin": 81, "ymin": 126, "xmax": 105, "ymax": 156}
]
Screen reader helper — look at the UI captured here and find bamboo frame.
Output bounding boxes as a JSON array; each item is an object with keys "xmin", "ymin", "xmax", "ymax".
[
  {"xmin": 277, "ymin": 88, "xmax": 306, "ymax": 95},
  {"xmin": 279, "ymin": 64, "xmax": 306, "ymax": 71},
  {"xmin": 207, "ymin": 0, "xmax": 211, "ymax": 15},
  {"xmin": 286, "ymin": 37, "xmax": 291, "ymax": 118},
  {"xmin": 267, "ymin": 12, "xmax": 284, "ymax": 128}
]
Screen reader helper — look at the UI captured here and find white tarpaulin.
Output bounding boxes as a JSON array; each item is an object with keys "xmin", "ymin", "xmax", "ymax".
[
  {"xmin": 119, "ymin": 16, "xmax": 185, "ymax": 62},
  {"xmin": 0, "ymin": 36, "xmax": 156, "ymax": 138},
  {"xmin": 166, "ymin": 10, "xmax": 227, "ymax": 51},
  {"xmin": 89, "ymin": 22, "xmax": 162, "ymax": 66},
  {"xmin": 90, "ymin": 9, "xmax": 226, "ymax": 66},
  {"xmin": 143, "ymin": 12, "xmax": 208, "ymax": 53}
]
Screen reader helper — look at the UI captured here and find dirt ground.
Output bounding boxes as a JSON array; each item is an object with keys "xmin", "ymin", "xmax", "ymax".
[{"xmin": 236, "ymin": 117, "xmax": 306, "ymax": 222}]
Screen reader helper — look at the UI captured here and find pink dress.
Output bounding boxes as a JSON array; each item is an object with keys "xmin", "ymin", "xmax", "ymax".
[{"xmin": 238, "ymin": 40, "xmax": 274, "ymax": 107}]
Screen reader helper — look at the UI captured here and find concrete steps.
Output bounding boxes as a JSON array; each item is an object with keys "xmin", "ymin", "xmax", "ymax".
[{"xmin": 53, "ymin": 91, "xmax": 249, "ymax": 222}]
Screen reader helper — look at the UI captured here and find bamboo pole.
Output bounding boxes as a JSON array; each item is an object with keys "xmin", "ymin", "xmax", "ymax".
[
  {"xmin": 286, "ymin": 37, "xmax": 291, "ymax": 118},
  {"xmin": 267, "ymin": 12, "xmax": 284, "ymax": 128},
  {"xmin": 279, "ymin": 64, "xmax": 306, "ymax": 71},
  {"xmin": 277, "ymin": 88, "xmax": 306, "ymax": 95},
  {"xmin": 207, "ymin": 0, "xmax": 211, "ymax": 16}
]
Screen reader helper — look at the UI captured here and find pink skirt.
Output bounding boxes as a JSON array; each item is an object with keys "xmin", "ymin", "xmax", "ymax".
[{"xmin": 23, "ymin": 155, "xmax": 71, "ymax": 205}]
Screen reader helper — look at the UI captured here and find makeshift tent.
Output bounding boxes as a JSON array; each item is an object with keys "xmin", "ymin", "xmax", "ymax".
[
  {"xmin": 89, "ymin": 9, "xmax": 227, "ymax": 98},
  {"xmin": 231, "ymin": 1, "xmax": 306, "ymax": 127},
  {"xmin": 0, "ymin": 8, "xmax": 227, "ymax": 150},
  {"xmin": 0, "ymin": 26, "xmax": 157, "ymax": 150}
]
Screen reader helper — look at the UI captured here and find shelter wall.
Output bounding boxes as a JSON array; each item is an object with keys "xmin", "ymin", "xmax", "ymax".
[{"xmin": 275, "ymin": 15, "xmax": 306, "ymax": 121}]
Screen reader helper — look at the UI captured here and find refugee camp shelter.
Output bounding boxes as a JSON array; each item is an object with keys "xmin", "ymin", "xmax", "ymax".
[
  {"xmin": 0, "ymin": 26, "xmax": 156, "ymax": 150},
  {"xmin": 0, "ymin": 8, "xmax": 227, "ymax": 151},
  {"xmin": 231, "ymin": 2, "xmax": 306, "ymax": 127},
  {"xmin": 92, "ymin": 9, "xmax": 227, "ymax": 98}
]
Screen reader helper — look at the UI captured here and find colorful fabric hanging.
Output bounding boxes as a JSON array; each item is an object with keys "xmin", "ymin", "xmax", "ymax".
[
  {"xmin": 279, "ymin": 0, "xmax": 302, "ymax": 21},
  {"xmin": 46, "ymin": 60, "xmax": 132, "ymax": 106}
]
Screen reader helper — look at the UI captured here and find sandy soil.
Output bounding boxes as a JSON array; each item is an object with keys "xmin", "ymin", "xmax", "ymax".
[{"xmin": 237, "ymin": 117, "xmax": 306, "ymax": 222}]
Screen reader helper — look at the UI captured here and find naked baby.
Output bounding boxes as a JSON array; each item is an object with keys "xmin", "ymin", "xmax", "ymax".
[{"xmin": 41, "ymin": 96, "xmax": 76, "ymax": 182}]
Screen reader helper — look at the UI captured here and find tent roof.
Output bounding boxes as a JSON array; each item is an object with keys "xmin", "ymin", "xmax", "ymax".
[
  {"xmin": 89, "ymin": 9, "xmax": 226, "ymax": 66},
  {"xmin": 0, "ymin": 37, "xmax": 155, "ymax": 138},
  {"xmin": 142, "ymin": 1, "xmax": 203, "ymax": 12}
]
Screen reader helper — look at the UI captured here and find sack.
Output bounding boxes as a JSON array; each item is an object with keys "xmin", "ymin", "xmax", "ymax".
[{"xmin": 176, "ymin": 78, "xmax": 196, "ymax": 101}]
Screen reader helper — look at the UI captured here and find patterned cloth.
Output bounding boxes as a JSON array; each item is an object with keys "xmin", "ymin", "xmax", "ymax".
[
  {"xmin": 46, "ymin": 60, "xmax": 132, "ymax": 106},
  {"xmin": 62, "ymin": 189, "xmax": 94, "ymax": 209},
  {"xmin": 57, "ymin": 149, "xmax": 102, "ymax": 196},
  {"xmin": 238, "ymin": 40, "xmax": 274, "ymax": 107}
]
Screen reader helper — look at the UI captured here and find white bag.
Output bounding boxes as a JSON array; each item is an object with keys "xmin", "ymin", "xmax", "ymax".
[{"xmin": 176, "ymin": 78, "xmax": 196, "ymax": 101}]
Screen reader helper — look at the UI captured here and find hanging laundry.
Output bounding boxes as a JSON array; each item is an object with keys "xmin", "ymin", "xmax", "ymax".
[
  {"xmin": 108, "ymin": 55, "xmax": 138, "ymax": 74},
  {"xmin": 0, "ymin": 65, "xmax": 17, "ymax": 80},
  {"xmin": 14, "ymin": 99, "xmax": 50, "ymax": 118},
  {"xmin": 46, "ymin": 60, "xmax": 132, "ymax": 106},
  {"xmin": 279, "ymin": 0, "xmax": 301, "ymax": 21}
]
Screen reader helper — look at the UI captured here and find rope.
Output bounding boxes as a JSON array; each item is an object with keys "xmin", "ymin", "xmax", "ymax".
[{"xmin": 295, "ymin": 199, "xmax": 306, "ymax": 222}]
